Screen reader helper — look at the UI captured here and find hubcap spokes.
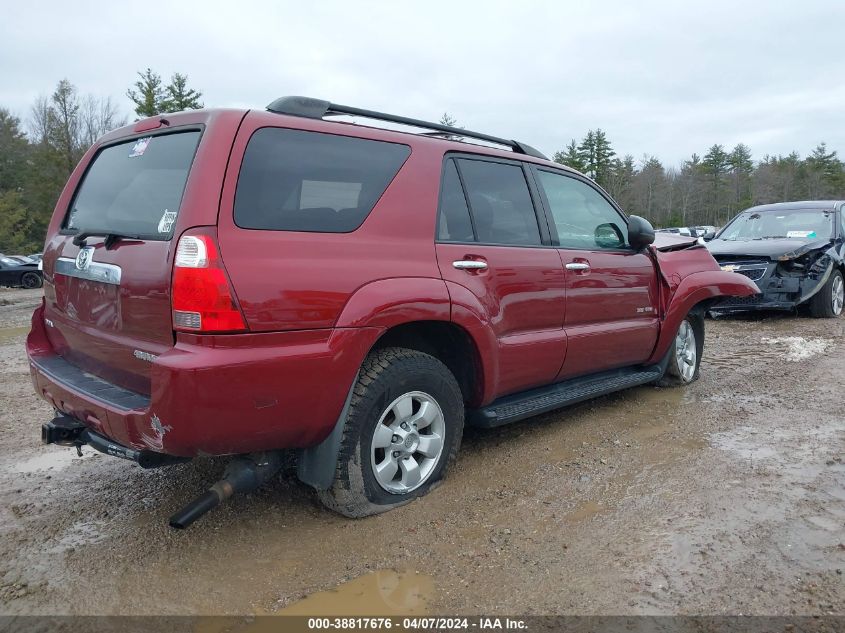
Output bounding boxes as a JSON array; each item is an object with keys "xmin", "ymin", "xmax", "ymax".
[
  {"xmin": 832, "ymin": 276, "xmax": 844, "ymax": 315},
  {"xmin": 675, "ymin": 320, "xmax": 697, "ymax": 382},
  {"xmin": 371, "ymin": 391, "xmax": 445, "ymax": 494}
]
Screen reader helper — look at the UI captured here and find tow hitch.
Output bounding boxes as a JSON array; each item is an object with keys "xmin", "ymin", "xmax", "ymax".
[
  {"xmin": 42, "ymin": 416, "xmax": 284, "ymax": 529},
  {"xmin": 42, "ymin": 415, "xmax": 189, "ymax": 468}
]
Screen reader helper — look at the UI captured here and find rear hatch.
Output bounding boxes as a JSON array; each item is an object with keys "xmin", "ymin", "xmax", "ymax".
[{"xmin": 42, "ymin": 130, "xmax": 202, "ymax": 395}]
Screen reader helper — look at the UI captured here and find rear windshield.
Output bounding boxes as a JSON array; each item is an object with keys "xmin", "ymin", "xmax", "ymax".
[
  {"xmin": 65, "ymin": 131, "xmax": 201, "ymax": 240},
  {"xmin": 234, "ymin": 128, "xmax": 410, "ymax": 233}
]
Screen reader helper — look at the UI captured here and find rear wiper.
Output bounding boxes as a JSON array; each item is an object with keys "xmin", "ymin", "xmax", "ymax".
[{"xmin": 72, "ymin": 230, "xmax": 146, "ymax": 249}]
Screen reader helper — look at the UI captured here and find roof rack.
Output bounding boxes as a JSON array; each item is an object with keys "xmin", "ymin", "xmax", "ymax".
[{"xmin": 266, "ymin": 96, "xmax": 548, "ymax": 160}]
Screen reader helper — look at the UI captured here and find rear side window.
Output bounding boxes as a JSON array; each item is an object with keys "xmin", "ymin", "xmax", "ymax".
[
  {"xmin": 437, "ymin": 160, "xmax": 475, "ymax": 242},
  {"xmin": 456, "ymin": 159, "xmax": 541, "ymax": 246},
  {"xmin": 234, "ymin": 128, "xmax": 410, "ymax": 233},
  {"xmin": 66, "ymin": 131, "xmax": 201, "ymax": 240}
]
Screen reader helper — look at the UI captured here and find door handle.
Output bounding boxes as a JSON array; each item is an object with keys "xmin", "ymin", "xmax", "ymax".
[
  {"xmin": 453, "ymin": 260, "xmax": 488, "ymax": 271},
  {"xmin": 565, "ymin": 262, "xmax": 590, "ymax": 271}
]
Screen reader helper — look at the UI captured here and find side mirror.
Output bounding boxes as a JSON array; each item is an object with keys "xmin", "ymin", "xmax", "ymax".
[
  {"xmin": 595, "ymin": 222, "xmax": 625, "ymax": 249},
  {"xmin": 703, "ymin": 230, "xmax": 716, "ymax": 242},
  {"xmin": 627, "ymin": 215, "xmax": 655, "ymax": 251}
]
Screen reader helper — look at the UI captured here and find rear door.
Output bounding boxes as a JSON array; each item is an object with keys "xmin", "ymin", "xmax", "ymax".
[
  {"xmin": 42, "ymin": 130, "xmax": 203, "ymax": 395},
  {"xmin": 531, "ymin": 167, "xmax": 659, "ymax": 380},
  {"xmin": 435, "ymin": 156, "xmax": 566, "ymax": 398}
]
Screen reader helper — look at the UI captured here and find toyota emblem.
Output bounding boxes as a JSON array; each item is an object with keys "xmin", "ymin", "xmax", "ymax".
[{"xmin": 75, "ymin": 247, "xmax": 93, "ymax": 271}]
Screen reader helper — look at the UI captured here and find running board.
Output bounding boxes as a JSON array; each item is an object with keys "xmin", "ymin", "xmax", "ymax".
[{"xmin": 468, "ymin": 366, "xmax": 664, "ymax": 428}]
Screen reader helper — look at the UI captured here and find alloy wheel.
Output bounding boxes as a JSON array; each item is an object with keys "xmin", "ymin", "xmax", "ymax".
[
  {"xmin": 370, "ymin": 391, "xmax": 446, "ymax": 494},
  {"xmin": 675, "ymin": 320, "xmax": 697, "ymax": 382},
  {"xmin": 832, "ymin": 274, "xmax": 844, "ymax": 316}
]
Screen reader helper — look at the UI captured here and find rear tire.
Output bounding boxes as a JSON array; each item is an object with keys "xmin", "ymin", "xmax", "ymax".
[
  {"xmin": 808, "ymin": 269, "xmax": 844, "ymax": 318},
  {"xmin": 21, "ymin": 272, "xmax": 42, "ymax": 289},
  {"xmin": 318, "ymin": 347, "xmax": 464, "ymax": 518},
  {"xmin": 657, "ymin": 313, "xmax": 704, "ymax": 387}
]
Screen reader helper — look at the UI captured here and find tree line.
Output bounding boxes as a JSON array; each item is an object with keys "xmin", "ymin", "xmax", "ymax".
[
  {"xmin": 0, "ymin": 71, "xmax": 202, "ymax": 253},
  {"xmin": 553, "ymin": 129, "xmax": 845, "ymax": 228}
]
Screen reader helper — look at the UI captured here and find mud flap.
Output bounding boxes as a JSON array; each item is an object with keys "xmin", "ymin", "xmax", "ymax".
[{"xmin": 296, "ymin": 373, "xmax": 358, "ymax": 490}]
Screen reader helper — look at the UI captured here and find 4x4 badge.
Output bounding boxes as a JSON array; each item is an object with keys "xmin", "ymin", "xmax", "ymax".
[{"xmin": 75, "ymin": 246, "xmax": 94, "ymax": 271}]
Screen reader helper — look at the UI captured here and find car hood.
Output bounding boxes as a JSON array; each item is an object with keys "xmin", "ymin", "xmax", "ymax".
[{"xmin": 707, "ymin": 237, "xmax": 832, "ymax": 260}]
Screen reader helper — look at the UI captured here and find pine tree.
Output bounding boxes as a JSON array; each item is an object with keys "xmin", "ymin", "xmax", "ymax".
[
  {"xmin": 0, "ymin": 109, "xmax": 30, "ymax": 191},
  {"xmin": 728, "ymin": 143, "xmax": 754, "ymax": 213},
  {"xmin": 553, "ymin": 139, "xmax": 586, "ymax": 172},
  {"xmin": 577, "ymin": 131, "xmax": 597, "ymax": 180},
  {"xmin": 593, "ymin": 129, "xmax": 616, "ymax": 188},
  {"xmin": 702, "ymin": 144, "xmax": 730, "ymax": 224},
  {"xmin": 161, "ymin": 73, "xmax": 204, "ymax": 113},
  {"xmin": 127, "ymin": 69, "xmax": 165, "ymax": 118},
  {"xmin": 439, "ymin": 112, "xmax": 458, "ymax": 127}
]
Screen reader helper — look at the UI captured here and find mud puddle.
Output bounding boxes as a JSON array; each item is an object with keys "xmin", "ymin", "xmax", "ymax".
[
  {"xmin": 278, "ymin": 570, "xmax": 432, "ymax": 615},
  {"xmin": 4, "ymin": 447, "xmax": 94, "ymax": 474}
]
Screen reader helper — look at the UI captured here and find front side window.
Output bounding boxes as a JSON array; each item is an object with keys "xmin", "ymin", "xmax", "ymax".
[
  {"xmin": 66, "ymin": 131, "xmax": 201, "ymax": 240},
  {"xmin": 456, "ymin": 159, "xmax": 541, "ymax": 246},
  {"xmin": 536, "ymin": 170, "xmax": 628, "ymax": 250},
  {"xmin": 234, "ymin": 128, "xmax": 410, "ymax": 233}
]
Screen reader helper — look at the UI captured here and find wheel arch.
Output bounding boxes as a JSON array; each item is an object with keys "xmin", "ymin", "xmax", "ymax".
[{"xmin": 647, "ymin": 270, "xmax": 757, "ymax": 364}]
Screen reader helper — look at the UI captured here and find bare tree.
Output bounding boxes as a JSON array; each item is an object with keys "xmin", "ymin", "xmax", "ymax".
[
  {"xmin": 29, "ymin": 79, "xmax": 128, "ymax": 175},
  {"xmin": 29, "ymin": 95, "xmax": 52, "ymax": 145},
  {"xmin": 79, "ymin": 94, "xmax": 126, "ymax": 148}
]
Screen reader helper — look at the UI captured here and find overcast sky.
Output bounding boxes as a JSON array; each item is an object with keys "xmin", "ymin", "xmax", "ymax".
[{"xmin": 2, "ymin": 0, "xmax": 843, "ymax": 167}]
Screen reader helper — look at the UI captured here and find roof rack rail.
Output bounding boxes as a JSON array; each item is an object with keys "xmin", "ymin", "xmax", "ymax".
[{"xmin": 266, "ymin": 96, "xmax": 548, "ymax": 160}]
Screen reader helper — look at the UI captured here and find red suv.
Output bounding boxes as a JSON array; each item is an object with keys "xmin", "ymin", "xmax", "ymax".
[{"xmin": 27, "ymin": 97, "xmax": 758, "ymax": 526}]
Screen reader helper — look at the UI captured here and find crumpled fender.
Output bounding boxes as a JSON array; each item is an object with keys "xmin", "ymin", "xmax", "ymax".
[{"xmin": 646, "ymin": 270, "xmax": 759, "ymax": 364}]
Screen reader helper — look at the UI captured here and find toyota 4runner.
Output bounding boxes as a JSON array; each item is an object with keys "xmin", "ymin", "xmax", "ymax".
[{"xmin": 27, "ymin": 97, "xmax": 758, "ymax": 526}]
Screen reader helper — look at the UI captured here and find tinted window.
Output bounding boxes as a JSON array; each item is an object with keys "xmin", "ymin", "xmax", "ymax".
[
  {"xmin": 457, "ymin": 159, "xmax": 541, "ymax": 246},
  {"xmin": 437, "ymin": 160, "xmax": 474, "ymax": 242},
  {"xmin": 66, "ymin": 131, "xmax": 201, "ymax": 240},
  {"xmin": 235, "ymin": 128, "xmax": 410, "ymax": 233},
  {"xmin": 537, "ymin": 170, "xmax": 628, "ymax": 250}
]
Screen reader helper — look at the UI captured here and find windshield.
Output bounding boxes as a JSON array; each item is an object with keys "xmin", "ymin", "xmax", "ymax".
[
  {"xmin": 65, "ymin": 131, "xmax": 201, "ymax": 240},
  {"xmin": 719, "ymin": 209, "xmax": 833, "ymax": 241}
]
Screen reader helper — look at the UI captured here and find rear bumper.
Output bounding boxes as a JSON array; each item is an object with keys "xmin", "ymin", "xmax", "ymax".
[{"xmin": 27, "ymin": 303, "xmax": 383, "ymax": 457}]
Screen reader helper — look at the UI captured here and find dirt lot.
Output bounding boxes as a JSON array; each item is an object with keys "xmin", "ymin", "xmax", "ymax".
[{"xmin": 0, "ymin": 286, "xmax": 842, "ymax": 616}]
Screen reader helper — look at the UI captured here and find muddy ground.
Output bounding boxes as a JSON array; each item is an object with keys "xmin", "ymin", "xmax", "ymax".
[{"xmin": 0, "ymin": 286, "xmax": 842, "ymax": 616}]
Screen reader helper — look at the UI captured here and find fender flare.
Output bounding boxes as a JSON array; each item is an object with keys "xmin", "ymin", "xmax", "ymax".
[
  {"xmin": 334, "ymin": 277, "xmax": 451, "ymax": 328},
  {"xmin": 647, "ymin": 270, "xmax": 758, "ymax": 364}
]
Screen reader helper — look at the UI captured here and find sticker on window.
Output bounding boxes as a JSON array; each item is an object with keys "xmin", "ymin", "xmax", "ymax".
[
  {"xmin": 129, "ymin": 137, "xmax": 152, "ymax": 157},
  {"xmin": 157, "ymin": 210, "xmax": 177, "ymax": 234},
  {"xmin": 786, "ymin": 230, "xmax": 817, "ymax": 238}
]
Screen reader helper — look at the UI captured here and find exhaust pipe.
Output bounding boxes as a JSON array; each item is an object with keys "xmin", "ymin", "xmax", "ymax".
[{"xmin": 169, "ymin": 451, "xmax": 283, "ymax": 529}]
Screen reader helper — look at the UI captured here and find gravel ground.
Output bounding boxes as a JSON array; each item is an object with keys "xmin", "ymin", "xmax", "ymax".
[{"xmin": 0, "ymin": 286, "xmax": 842, "ymax": 616}]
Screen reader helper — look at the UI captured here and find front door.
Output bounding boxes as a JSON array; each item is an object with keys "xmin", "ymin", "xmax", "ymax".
[
  {"xmin": 532, "ymin": 168, "xmax": 659, "ymax": 380},
  {"xmin": 435, "ymin": 156, "xmax": 566, "ymax": 398}
]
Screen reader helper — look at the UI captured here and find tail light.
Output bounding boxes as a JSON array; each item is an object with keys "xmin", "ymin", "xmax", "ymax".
[{"xmin": 172, "ymin": 231, "xmax": 247, "ymax": 332}]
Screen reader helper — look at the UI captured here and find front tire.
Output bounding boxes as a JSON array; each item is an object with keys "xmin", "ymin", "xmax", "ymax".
[
  {"xmin": 657, "ymin": 313, "xmax": 704, "ymax": 387},
  {"xmin": 809, "ymin": 269, "xmax": 844, "ymax": 318},
  {"xmin": 318, "ymin": 347, "xmax": 464, "ymax": 518}
]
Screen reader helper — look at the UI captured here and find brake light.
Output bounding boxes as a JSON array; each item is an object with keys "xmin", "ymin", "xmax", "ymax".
[{"xmin": 172, "ymin": 233, "xmax": 247, "ymax": 332}]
